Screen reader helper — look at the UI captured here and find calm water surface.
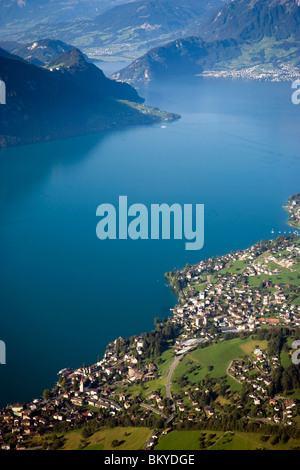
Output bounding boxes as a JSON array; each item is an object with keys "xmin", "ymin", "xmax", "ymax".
[{"xmin": 0, "ymin": 76, "xmax": 299, "ymax": 406}]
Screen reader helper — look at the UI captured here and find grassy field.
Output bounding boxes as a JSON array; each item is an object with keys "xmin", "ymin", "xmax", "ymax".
[
  {"xmin": 32, "ymin": 426, "xmax": 300, "ymax": 451},
  {"xmin": 247, "ymin": 258, "xmax": 300, "ymax": 288},
  {"xmin": 155, "ymin": 430, "xmax": 300, "ymax": 451},
  {"xmin": 62, "ymin": 427, "xmax": 153, "ymax": 450},
  {"xmin": 31, "ymin": 426, "xmax": 152, "ymax": 450},
  {"xmin": 191, "ymin": 260, "xmax": 249, "ymax": 289},
  {"xmin": 280, "ymin": 350, "xmax": 292, "ymax": 368},
  {"xmin": 154, "ymin": 431, "xmax": 220, "ymax": 450},
  {"xmin": 171, "ymin": 336, "xmax": 268, "ymax": 393},
  {"xmin": 210, "ymin": 431, "xmax": 300, "ymax": 450},
  {"xmin": 125, "ymin": 375, "xmax": 167, "ymax": 399},
  {"xmin": 157, "ymin": 348, "xmax": 176, "ymax": 376},
  {"xmin": 293, "ymin": 296, "xmax": 300, "ymax": 306},
  {"xmin": 213, "ymin": 260, "xmax": 248, "ymax": 277}
]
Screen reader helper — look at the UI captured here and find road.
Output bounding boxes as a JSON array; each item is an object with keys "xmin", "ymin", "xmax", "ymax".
[
  {"xmin": 165, "ymin": 353, "xmax": 184, "ymax": 423},
  {"xmin": 140, "ymin": 403, "xmax": 167, "ymax": 420},
  {"xmin": 166, "ymin": 354, "xmax": 184, "ymax": 401},
  {"xmin": 226, "ymin": 360, "xmax": 242, "ymax": 384}
]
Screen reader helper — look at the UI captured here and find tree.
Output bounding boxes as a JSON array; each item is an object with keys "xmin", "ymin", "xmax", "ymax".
[
  {"xmin": 43, "ymin": 389, "xmax": 51, "ymax": 400},
  {"xmin": 49, "ymin": 434, "xmax": 65, "ymax": 450},
  {"xmin": 281, "ymin": 370, "xmax": 292, "ymax": 391},
  {"xmin": 60, "ymin": 377, "xmax": 67, "ymax": 390},
  {"xmin": 82, "ymin": 427, "xmax": 92, "ymax": 439}
]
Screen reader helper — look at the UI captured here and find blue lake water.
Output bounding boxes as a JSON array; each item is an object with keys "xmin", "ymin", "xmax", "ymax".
[{"xmin": 0, "ymin": 76, "xmax": 299, "ymax": 407}]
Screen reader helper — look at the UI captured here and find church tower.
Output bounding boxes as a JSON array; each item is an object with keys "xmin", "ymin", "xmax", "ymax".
[{"xmin": 80, "ymin": 375, "xmax": 84, "ymax": 393}]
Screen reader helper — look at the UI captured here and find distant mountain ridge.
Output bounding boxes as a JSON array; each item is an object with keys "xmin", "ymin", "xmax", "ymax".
[
  {"xmin": 0, "ymin": 0, "xmax": 132, "ymax": 30},
  {"xmin": 197, "ymin": 0, "xmax": 300, "ymax": 42},
  {"xmin": 0, "ymin": 41, "xmax": 23, "ymax": 53},
  {"xmin": 11, "ymin": 39, "xmax": 75, "ymax": 66},
  {"xmin": 114, "ymin": 0, "xmax": 300, "ymax": 81},
  {"xmin": 2, "ymin": 0, "xmax": 227, "ymax": 59}
]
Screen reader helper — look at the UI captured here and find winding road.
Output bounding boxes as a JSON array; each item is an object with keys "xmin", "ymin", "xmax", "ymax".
[{"xmin": 165, "ymin": 353, "xmax": 184, "ymax": 423}]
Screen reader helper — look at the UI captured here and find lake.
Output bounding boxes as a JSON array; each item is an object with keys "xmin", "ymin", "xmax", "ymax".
[{"xmin": 0, "ymin": 74, "xmax": 299, "ymax": 407}]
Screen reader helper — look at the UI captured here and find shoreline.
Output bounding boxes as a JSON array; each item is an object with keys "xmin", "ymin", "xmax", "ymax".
[
  {"xmin": 284, "ymin": 193, "xmax": 300, "ymax": 230},
  {"xmin": 4, "ymin": 199, "xmax": 300, "ymax": 402},
  {"xmin": 0, "ymin": 196, "xmax": 299, "ymax": 449},
  {"xmin": 0, "ymin": 102, "xmax": 180, "ymax": 150}
]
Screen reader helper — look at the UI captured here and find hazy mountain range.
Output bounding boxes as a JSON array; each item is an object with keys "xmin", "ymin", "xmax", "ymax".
[
  {"xmin": 0, "ymin": 0, "xmax": 132, "ymax": 31},
  {"xmin": 197, "ymin": 0, "xmax": 300, "ymax": 42},
  {"xmin": 113, "ymin": 0, "xmax": 300, "ymax": 81},
  {"xmin": 0, "ymin": 0, "xmax": 227, "ymax": 59},
  {"xmin": 0, "ymin": 0, "xmax": 299, "ymax": 148}
]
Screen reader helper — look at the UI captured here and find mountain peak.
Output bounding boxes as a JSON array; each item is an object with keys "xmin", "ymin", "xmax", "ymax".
[
  {"xmin": 12, "ymin": 38, "xmax": 74, "ymax": 66},
  {"xmin": 198, "ymin": 0, "xmax": 300, "ymax": 42},
  {"xmin": 47, "ymin": 46, "xmax": 143, "ymax": 103},
  {"xmin": 48, "ymin": 47, "xmax": 87, "ymax": 69}
]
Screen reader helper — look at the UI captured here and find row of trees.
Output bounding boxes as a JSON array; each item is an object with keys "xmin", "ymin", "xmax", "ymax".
[
  {"xmin": 269, "ymin": 364, "xmax": 300, "ymax": 395},
  {"xmin": 176, "ymin": 414, "xmax": 300, "ymax": 442}
]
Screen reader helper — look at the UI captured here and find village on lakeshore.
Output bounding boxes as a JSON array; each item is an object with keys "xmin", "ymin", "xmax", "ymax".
[
  {"xmin": 199, "ymin": 63, "xmax": 300, "ymax": 82},
  {"xmin": 285, "ymin": 193, "xmax": 300, "ymax": 229},
  {"xmin": 1, "ymin": 198, "xmax": 300, "ymax": 450}
]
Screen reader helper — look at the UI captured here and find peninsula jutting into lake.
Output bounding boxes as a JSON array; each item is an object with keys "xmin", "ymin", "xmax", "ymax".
[
  {"xmin": 0, "ymin": 47, "xmax": 180, "ymax": 148},
  {"xmin": 0, "ymin": 196, "xmax": 299, "ymax": 450}
]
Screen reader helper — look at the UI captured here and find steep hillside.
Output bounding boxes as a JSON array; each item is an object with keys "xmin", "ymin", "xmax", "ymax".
[
  {"xmin": 0, "ymin": 47, "xmax": 179, "ymax": 147},
  {"xmin": 113, "ymin": 37, "xmax": 241, "ymax": 81},
  {"xmin": 46, "ymin": 48, "xmax": 142, "ymax": 101},
  {"xmin": 197, "ymin": 0, "xmax": 300, "ymax": 42}
]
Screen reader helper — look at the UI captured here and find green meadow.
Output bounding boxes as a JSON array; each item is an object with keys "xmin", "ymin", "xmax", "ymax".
[
  {"xmin": 32, "ymin": 427, "xmax": 152, "ymax": 451},
  {"xmin": 155, "ymin": 430, "xmax": 300, "ymax": 451},
  {"xmin": 172, "ymin": 336, "xmax": 268, "ymax": 394}
]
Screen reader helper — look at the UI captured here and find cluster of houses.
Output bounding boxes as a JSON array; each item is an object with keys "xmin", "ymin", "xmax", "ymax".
[
  {"xmin": 0, "ymin": 396, "xmax": 99, "ymax": 450},
  {"xmin": 103, "ymin": 338, "xmax": 157, "ymax": 383},
  {"xmin": 245, "ymin": 262, "xmax": 280, "ymax": 277},
  {"xmin": 146, "ymin": 388, "xmax": 211, "ymax": 424},
  {"xmin": 286, "ymin": 195, "xmax": 300, "ymax": 228},
  {"xmin": 201, "ymin": 63, "xmax": 300, "ymax": 82},
  {"xmin": 0, "ymin": 336, "xmax": 161, "ymax": 449},
  {"xmin": 169, "ymin": 238, "xmax": 300, "ymax": 337},
  {"xmin": 1, "ymin": 236, "xmax": 299, "ymax": 449},
  {"xmin": 229, "ymin": 349, "xmax": 297, "ymax": 426}
]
